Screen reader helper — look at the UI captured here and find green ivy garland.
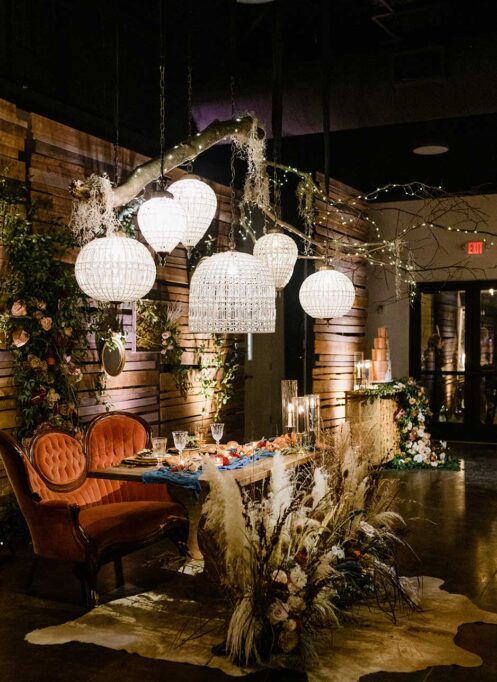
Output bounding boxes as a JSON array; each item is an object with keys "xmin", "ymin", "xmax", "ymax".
[
  {"xmin": 0, "ymin": 182, "xmax": 91, "ymax": 441},
  {"xmin": 196, "ymin": 334, "xmax": 240, "ymax": 421}
]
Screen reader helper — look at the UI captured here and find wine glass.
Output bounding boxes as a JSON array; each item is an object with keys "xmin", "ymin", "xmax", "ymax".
[
  {"xmin": 210, "ymin": 422, "xmax": 224, "ymax": 449},
  {"xmin": 152, "ymin": 436, "xmax": 167, "ymax": 469},
  {"xmin": 172, "ymin": 430, "xmax": 189, "ymax": 459}
]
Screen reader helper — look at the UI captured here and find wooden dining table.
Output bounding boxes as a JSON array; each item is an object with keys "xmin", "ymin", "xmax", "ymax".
[{"xmin": 88, "ymin": 449, "xmax": 318, "ymax": 569}]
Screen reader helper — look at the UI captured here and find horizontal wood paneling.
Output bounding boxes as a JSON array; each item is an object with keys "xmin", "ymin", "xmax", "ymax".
[{"xmin": 311, "ymin": 175, "xmax": 369, "ymax": 430}]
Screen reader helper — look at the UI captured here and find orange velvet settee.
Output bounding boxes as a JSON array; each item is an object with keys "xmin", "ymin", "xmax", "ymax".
[{"xmin": 0, "ymin": 413, "xmax": 187, "ymax": 606}]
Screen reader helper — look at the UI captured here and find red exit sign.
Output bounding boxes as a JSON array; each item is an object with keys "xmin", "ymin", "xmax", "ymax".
[{"xmin": 467, "ymin": 241, "xmax": 485, "ymax": 255}]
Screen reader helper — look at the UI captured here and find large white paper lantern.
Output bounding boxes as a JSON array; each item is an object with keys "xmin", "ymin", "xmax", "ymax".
[
  {"xmin": 189, "ymin": 250, "xmax": 276, "ymax": 333},
  {"xmin": 137, "ymin": 191, "xmax": 187, "ymax": 256},
  {"xmin": 75, "ymin": 232, "xmax": 156, "ymax": 303},
  {"xmin": 299, "ymin": 265, "xmax": 355, "ymax": 319},
  {"xmin": 169, "ymin": 176, "xmax": 217, "ymax": 250},
  {"xmin": 253, "ymin": 231, "xmax": 298, "ymax": 290}
]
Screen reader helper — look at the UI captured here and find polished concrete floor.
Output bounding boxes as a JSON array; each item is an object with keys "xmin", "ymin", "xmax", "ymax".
[{"xmin": 1, "ymin": 444, "xmax": 497, "ymax": 681}]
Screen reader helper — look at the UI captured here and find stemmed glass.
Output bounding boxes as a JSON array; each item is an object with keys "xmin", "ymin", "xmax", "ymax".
[
  {"xmin": 152, "ymin": 436, "xmax": 167, "ymax": 469},
  {"xmin": 210, "ymin": 422, "xmax": 224, "ymax": 449},
  {"xmin": 172, "ymin": 430, "xmax": 189, "ymax": 459}
]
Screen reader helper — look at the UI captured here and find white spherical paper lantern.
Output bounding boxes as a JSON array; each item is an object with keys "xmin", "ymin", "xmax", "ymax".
[
  {"xmin": 299, "ymin": 266, "xmax": 355, "ymax": 319},
  {"xmin": 169, "ymin": 176, "xmax": 217, "ymax": 250},
  {"xmin": 75, "ymin": 232, "xmax": 156, "ymax": 303},
  {"xmin": 188, "ymin": 250, "xmax": 276, "ymax": 333},
  {"xmin": 137, "ymin": 191, "xmax": 187, "ymax": 255},
  {"xmin": 253, "ymin": 231, "xmax": 298, "ymax": 290}
]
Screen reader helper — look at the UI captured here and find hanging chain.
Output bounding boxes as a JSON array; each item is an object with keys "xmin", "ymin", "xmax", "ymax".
[
  {"xmin": 159, "ymin": 0, "xmax": 166, "ymax": 189},
  {"xmin": 186, "ymin": 15, "xmax": 193, "ymax": 173},
  {"xmin": 113, "ymin": 7, "xmax": 120, "ymax": 186},
  {"xmin": 229, "ymin": 139, "xmax": 236, "ymax": 250}
]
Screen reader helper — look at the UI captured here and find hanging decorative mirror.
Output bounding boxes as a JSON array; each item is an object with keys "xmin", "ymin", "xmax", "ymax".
[{"xmin": 101, "ymin": 333, "xmax": 126, "ymax": 377}]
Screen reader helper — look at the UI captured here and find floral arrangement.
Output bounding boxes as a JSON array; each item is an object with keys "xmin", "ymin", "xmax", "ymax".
[
  {"xmin": 202, "ymin": 425, "xmax": 417, "ymax": 670},
  {"xmin": 196, "ymin": 334, "xmax": 240, "ymax": 421},
  {"xmin": 363, "ymin": 378, "xmax": 459, "ymax": 470},
  {"xmin": 136, "ymin": 300, "xmax": 190, "ymax": 399},
  {"xmin": 0, "ymin": 185, "xmax": 92, "ymax": 440}
]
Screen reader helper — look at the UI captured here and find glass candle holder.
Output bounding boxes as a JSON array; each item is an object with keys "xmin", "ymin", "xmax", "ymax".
[
  {"xmin": 353, "ymin": 351, "xmax": 365, "ymax": 389},
  {"xmin": 363, "ymin": 359, "xmax": 372, "ymax": 387},
  {"xmin": 281, "ymin": 379, "xmax": 298, "ymax": 433},
  {"xmin": 304, "ymin": 394, "xmax": 321, "ymax": 446},
  {"xmin": 292, "ymin": 396, "xmax": 309, "ymax": 448}
]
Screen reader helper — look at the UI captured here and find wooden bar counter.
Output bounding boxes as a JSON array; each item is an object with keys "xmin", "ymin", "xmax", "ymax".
[{"xmin": 345, "ymin": 389, "xmax": 400, "ymax": 466}]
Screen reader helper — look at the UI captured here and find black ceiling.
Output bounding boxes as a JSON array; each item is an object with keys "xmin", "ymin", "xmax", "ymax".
[{"xmin": 2, "ymin": 0, "xmax": 497, "ymax": 195}]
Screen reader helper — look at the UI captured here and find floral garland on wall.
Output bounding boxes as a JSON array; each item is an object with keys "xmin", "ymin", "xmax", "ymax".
[
  {"xmin": 363, "ymin": 378, "xmax": 459, "ymax": 470},
  {"xmin": 0, "ymin": 183, "xmax": 91, "ymax": 441},
  {"xmin": 196, "ymin": 334, "xmax": 240, "ymax": 422},
  {"xmin": 136, "ymin": 300, "xmax": 190, "ymax": 399}
]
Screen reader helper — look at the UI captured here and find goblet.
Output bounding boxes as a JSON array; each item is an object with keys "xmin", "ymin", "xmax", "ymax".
[
  {"xmin": 210, "ymin": 422, "xmax": 224, "ymax": 448},
  {"xmin": 152, "ymin": 436, "xmax": 167, "ymax": 468},
  {"xmin": 172, "ymin": 430, "xmax": 189, "ymax": 459}
]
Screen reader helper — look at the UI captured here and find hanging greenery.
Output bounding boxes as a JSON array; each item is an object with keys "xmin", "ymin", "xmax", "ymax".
[
  {"xmin": 136, "ymin": 300, "xmax": 190, "ymax": 400},
  {"xmin": 0, "ymin": 181, "xmax": 91, "ymax": 441},
  {"xmin": 196, "ymin": 334, "xmax": 240, "ymax": 421}
]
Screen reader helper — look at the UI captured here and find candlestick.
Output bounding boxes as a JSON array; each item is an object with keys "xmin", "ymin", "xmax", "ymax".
[{"xmin": 281, "ymin": 380, "xmax": 298, "ymax": 433}]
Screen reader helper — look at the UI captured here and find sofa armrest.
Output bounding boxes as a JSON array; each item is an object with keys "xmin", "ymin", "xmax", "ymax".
[{"xmin": 30, "ymin": 500, "xmax": 88, "ymax": 562}]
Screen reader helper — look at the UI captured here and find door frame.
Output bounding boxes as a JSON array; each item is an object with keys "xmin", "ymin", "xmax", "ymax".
[{"xmin": 410, "ymin": 280, "xmax": 497, "ymax": 442}]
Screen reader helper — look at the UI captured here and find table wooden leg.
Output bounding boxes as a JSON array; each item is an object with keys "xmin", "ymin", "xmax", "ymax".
[{"xmin": 168, "ymin": 485, "xmax": 206, "ymax": 570}]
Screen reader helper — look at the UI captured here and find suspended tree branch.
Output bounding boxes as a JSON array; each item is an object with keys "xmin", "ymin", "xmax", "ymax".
[{"xmin": 70, "ymin": 116, "xmax": 260, "ymax": 207}]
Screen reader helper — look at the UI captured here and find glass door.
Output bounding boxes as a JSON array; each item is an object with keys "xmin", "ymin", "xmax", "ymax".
[{"xmin": 411, "ymin": 282, "xmax": 497, "ymax": 442}]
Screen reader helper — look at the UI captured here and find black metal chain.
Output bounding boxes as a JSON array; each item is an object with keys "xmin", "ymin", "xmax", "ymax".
[
  {"xmin": 186, "ymin": 6, "xmax": 193, "ymax": 173},
  {"xmin": 159, "ymin": 0, "xmax": 166, "ymax": 189},
  {"xmin": 113, "ymin": 3, "xmax": 120, "ymax": 186}
]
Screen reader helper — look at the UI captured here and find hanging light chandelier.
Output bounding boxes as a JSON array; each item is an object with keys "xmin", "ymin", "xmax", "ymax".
[
  {"xmin": 75, "ymin": 232, "xmax": 156, "ymax": 303},
  {"xmin": 188, "ymin": 250, "xmax": 276, "ymax": 333},
  {"xmin": 168, "ymin": 176, "xmax": 217, "ymax": 251},
  {"xmin": 299, "ymin": 264, "xmax": 355, "ymax": 319},
  {"xmin": 137, "ymin": 191, "xmax": 187, "ymax": 259},
  {"xmin": 253, "ymin": 229, "xmax": 298, "ymax": 291}
]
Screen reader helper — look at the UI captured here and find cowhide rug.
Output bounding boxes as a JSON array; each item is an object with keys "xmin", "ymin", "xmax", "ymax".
[{"xmin": 26, "ymin": 577, "xmax": 497, "ymax": 681}]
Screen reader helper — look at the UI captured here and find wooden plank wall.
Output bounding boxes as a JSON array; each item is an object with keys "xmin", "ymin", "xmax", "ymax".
[
  {"xmin": 0, "ymin": 97, "xmax": 244, "ymax": 496},
  {"xmin": 311, "ymin": 174, "xmax": 369, "ymax": 430}
]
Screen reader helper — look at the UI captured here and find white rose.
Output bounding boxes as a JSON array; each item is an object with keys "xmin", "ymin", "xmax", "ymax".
[
  {"xmin": 272, "ymin": 570, "xmax": 288, "ymax": 585},
  {"xmin": 431, "ymin": 461, "xmax": 438, "ymax": 467},
  {"xmin": 413, "ymin": 454, "xmax": 424, "ymax": 463},
  {"xmin": 440, "ymin": 452, "xmax": 446, "ymax": 462}
]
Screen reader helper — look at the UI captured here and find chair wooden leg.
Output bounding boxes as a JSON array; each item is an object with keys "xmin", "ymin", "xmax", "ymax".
[
  {"xmin": 113, "ymin": 557, "xmax": 124, "ymax": 588},
  {"xmin": 25, "ymin": 554, "xmax": 39, "ymax": 593},
  {"xmin": 74, "ymin": 561, "xmax": 99, "ymax": 608}
]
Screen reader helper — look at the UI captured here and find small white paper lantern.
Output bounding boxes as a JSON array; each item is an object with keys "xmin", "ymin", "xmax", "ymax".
[
  {"xmin": 299, "ymin": 265, "xmax": 355, "ymax": 319},
  {"xmin": 253, "ymin": 230, "xmax": 298, "ymax": 290},
  {"xmin": 137, "ymin": 191, "xmax": 187, "ymax": 255},
  {"xmin": 75, "ymin": 232, "xmax": 156, "ymax": 303},
  {"xmin": 189, "ymin": 250, "xmax": 276, "ymax": 333},
  {"xmin": 169, "ymin": 176, "xmax": 218, "ymax": 250}
]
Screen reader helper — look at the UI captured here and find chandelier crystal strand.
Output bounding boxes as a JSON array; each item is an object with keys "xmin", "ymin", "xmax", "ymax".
[
  {"xmin": 169, "ymin": 177, "xmax": 217, "ymax": 250},
  {"xmin": 299, "ymin": 264, "xmax": 355, "ymax": 319},
  {"xmin": 188, "ymin": 251, "xmax": 276, "ymax": 333},
  {"xmin": 75, "ymin": 232, "xmax": 156, "ymax": 303},
  {"xmin": 253, "ymin": 230, "xmax": 298, "ymax": 290}
]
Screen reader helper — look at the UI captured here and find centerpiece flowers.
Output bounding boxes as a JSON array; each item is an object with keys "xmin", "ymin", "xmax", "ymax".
[{"xmin": 201, "ymin": 425, "xmax": 418, "ymax": 670}]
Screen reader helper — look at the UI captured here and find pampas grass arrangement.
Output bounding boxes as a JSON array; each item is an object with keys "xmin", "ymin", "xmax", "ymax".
[{"xmin": 201, "ymin": 422, "xmax": 417, "ymax": 670}]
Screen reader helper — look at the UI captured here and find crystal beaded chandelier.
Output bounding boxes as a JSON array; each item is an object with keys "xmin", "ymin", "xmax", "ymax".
[
  {"xmin": 137, "ymin": 191, "xmax": 187, "ymax": 258},
  {"xmin": 168, "ymin": 176, "xmax": 217, "ymax": 251},
  {"xmin": 299, "ymin": 264, "xmax": 355, "ymax": 319},
  {"xmin": 188, "ymin": 250, "xmax": 276, "ymax": 333},
  {"xmin": 253, "ymin": 230, "xmax": 298, "ymax": 290},
  {"xmin": 75, "ymin": 232, "xmax": 156, "ymax": 303}
]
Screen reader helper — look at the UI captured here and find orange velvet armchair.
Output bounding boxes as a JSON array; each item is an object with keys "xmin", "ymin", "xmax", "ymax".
[{"xmin": 0, "ymin": 424, "xmax": 187, "ymax": 607}]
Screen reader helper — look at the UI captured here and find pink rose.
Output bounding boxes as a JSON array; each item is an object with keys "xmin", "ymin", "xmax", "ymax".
[
  {"xmin": 11, "ymin": 300, "xmax": 27, "ymax": 317},
  {"xmin": 40, "ymin": 317, "xmax": 52, "ymax": 331},
  {"xmin": 12, "ymin": 329, "xmax": 29, "ymax": 347}
]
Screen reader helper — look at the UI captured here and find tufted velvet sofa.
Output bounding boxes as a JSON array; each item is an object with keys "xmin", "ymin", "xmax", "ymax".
[{"xmin": 0, "ymin": 414, "xmax": 187, "ymax": 607}]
